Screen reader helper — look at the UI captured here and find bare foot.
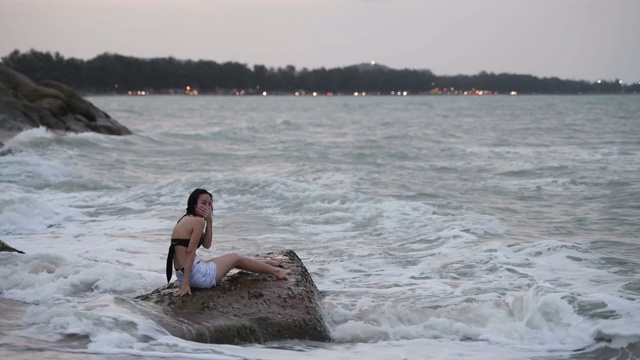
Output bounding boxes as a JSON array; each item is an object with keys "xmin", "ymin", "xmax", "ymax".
[
  {"xmin": 275, "ymin": 268, "xmax": 291, "ymax": 280},
  {"xmin": 265, "ymin": 258, "xmax": 284, "ymax": 267}
]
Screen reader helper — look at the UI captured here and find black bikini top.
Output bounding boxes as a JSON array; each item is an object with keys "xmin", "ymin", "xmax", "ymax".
[{"xmin": 166, "ymin": 238, "xmax": 190, "ymax": 283}]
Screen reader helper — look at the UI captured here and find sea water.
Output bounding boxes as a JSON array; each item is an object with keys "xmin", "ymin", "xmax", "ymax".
[{"xmin": 0, "ymin": 95, "xmax": 639, "ymax": 359}]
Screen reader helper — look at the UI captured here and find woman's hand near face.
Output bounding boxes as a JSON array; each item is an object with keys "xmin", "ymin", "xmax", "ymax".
[{"xmin": 196, "ymin": 203, "xmax": 211, "ymax": 219}]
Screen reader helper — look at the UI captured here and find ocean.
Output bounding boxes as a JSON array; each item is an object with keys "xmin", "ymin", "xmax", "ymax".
[{"xmin": 0, "ymin": 94, "xmax": 639, "ymax": 359}]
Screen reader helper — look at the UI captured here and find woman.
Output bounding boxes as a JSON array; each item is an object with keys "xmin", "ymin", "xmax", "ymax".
[{"xmin": 166, "ymin": 188, "xmax": 290, "ymax": 297}]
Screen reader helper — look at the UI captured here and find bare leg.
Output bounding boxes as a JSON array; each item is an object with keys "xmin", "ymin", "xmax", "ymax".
[{"xmin": 209, "ymin": 253, "xmax": 290, "ymax": 284}]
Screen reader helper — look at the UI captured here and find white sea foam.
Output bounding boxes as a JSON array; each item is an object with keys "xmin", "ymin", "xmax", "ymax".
[{"xmin": 318, "ymin": 234, "xmax": 640, "ymax": 352}]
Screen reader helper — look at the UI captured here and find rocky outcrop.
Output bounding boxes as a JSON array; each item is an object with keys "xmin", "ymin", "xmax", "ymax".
[
  {"xmin": 132, "ymin": 250, "xmax": 331, "ymax": 344},
  {"xmin": 0, "ymin": 63, "xmax": 131, "ymax": 144},
  {"xmin": 0, "ymin": 239, "xmax": 24, "ymax": 254}
]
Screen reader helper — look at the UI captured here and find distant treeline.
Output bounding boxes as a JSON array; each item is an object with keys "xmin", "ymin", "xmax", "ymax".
[{"xmin": 2, "ymin": 49, "xmax": 638, "ymax": 95}]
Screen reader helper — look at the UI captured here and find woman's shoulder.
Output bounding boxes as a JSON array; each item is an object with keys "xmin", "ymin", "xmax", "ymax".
[
  {"xmin": 172, "ymin": 216, "xmax": 205, "ymax": 238},
  {"xmin": 179, "ymin": 215, "xmax": 205, "ymax": 227}
]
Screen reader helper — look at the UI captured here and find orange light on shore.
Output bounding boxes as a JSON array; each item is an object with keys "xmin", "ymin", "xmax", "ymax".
[{"xmin": 185, "ymin": 85, "xmax": 191, "ymax": 91}]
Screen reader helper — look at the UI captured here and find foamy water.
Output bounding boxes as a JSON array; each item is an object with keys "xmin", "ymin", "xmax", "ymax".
[{"xmin": 1, "ymin": 95, "xmax": 639, "ymax": 359}]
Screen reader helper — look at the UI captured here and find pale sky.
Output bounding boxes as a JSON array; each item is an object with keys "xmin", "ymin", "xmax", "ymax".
[{"xmin": 1, "ymin": 0, "xmax": 639, "ymax": 82}]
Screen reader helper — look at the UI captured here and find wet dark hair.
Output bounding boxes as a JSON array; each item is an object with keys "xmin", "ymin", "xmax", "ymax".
[{"xmin": 185, "ymin": 188, "xmax": 213, "ymax": 216}]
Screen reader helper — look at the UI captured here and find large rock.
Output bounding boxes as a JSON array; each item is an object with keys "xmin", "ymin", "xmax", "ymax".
[
  {"xmin": 0, "ymin": 63, "xmax": 131, "ymax": 144},
  {"xmin": 132, "ymin": 250, "xmax": 331, "ymax": 344}
]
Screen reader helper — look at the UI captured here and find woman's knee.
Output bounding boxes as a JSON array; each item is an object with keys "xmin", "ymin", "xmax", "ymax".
[{"xmin": 227, "ymin": 252, "xmax": 241, "ymax": 265}]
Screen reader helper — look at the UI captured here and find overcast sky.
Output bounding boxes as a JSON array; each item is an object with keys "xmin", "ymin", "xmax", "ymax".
[{"xmin": 1, "ymin": 0, "xmax": 639, "ymax": 82}]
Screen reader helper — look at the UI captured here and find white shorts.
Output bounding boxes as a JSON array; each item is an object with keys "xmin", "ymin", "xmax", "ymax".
[{"xmin": 176, "ymin": 256, "xmax": 217, "ymax": 288}]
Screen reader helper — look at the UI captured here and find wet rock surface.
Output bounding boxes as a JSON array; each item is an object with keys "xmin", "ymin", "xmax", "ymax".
[
  {"xmin": 133, "ymin": 250, "xmax": 331, "ymax": 344},
  {"xmin": 0, "ymin": 239, "xmax": 24, "ymax": 254}
]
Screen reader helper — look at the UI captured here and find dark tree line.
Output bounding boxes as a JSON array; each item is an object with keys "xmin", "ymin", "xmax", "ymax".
[
  {"xmin": 2, "ymin": 49, "xmax": 638, "ymax": 95},
  {"xmin": 435, "ymin": 71, "xmax": 635, "ymax": 94}
]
